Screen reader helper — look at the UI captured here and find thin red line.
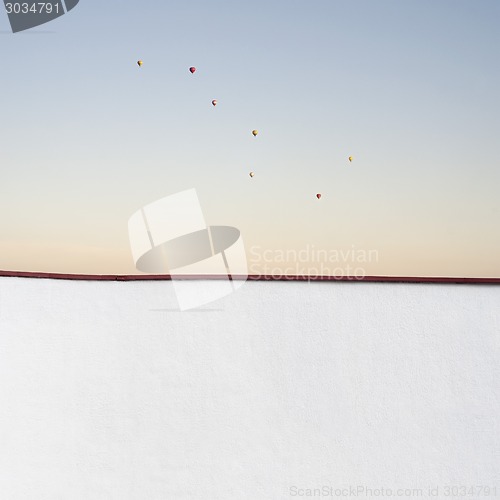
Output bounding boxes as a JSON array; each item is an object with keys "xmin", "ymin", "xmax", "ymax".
[{"xmin": 0, "ymin": 271, "xmax": 499, "ymax": 284}]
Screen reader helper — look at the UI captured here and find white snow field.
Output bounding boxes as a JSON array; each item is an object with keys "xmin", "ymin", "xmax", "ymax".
[{"xmin": 0, "ymin": 277, "xmax": 499, "ymax": 499}]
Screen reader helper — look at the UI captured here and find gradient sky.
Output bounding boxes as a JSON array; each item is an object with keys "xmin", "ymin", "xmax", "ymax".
[{"xmin": 0, "ymin": 0, "xmax": 499, "ymax": 276}]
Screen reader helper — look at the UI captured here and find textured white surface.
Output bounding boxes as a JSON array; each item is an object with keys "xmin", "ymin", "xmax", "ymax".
[{"xmin": 0, "ymin": 278, "xmax": 498, "ymax": 499}]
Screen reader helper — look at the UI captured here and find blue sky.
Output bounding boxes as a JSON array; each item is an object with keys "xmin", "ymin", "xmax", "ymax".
[{"xmin": 0, "ymin": 0, "xmax": 499, "ymax": 276}]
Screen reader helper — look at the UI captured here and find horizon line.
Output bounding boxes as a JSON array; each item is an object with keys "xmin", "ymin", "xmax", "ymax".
[{"xmin": 0, "ymin": 271, "xmax": 499, "ymax": 284}]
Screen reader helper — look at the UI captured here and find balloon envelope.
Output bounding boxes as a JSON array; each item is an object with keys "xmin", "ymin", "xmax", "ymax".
[
  {"xmin": 189, "ymin": 67, "xmax": 196, "ymax": 73},
  {"xmin": 212, "ymin": 99, "xmax": 217, "ymax": 106},
  {"xmin": 252, "ymin": 130, "xmax": 258, "ymax": 136},
  {"xmin": 249, "ymin": 172, "xmax": 255, "ymax": 177},
  {"xmin": 316, "ymin": 193, "xmax": 322, "ymax": 199},
  {"xmin": 137, "ymin": 60, "xmax": 143, "ymax": 67},
  {"xmin": 348, "ymin": 156, "xmax": 353, "ymax": 162}
]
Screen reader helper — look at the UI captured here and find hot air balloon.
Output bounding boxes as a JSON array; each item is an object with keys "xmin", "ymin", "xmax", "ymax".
[
  {"xmin": 252, "ymin": 130, "xmax": 258, "ymax": 137},
  {"xmin": 189, "ymin": 67, "xmax": 196, "ymax": 74},
  {"xmin": 137, "ymin": 60, "xmax": 143, "ymax": 67},
  {"xmin": 249, "ymin": 172, "xmax": 255, "ymax": 178},
  {"xmin": 316, "ymin": 193, "xmax": 322, "ymax": 200},
  {"xmin": 212, "ymin": 99, "xmax": 217, "ymax": 106},
  {"xmin": 348, "ymin": 156, "xmax": 353, "ymax": 162}
]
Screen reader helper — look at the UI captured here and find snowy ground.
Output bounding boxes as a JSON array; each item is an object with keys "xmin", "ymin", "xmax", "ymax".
[{"xmin": 0, "ymin": 278, "xmax": 498, "ymax": 499}]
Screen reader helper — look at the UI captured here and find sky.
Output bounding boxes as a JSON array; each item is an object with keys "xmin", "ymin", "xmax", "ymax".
[{"xmin": 0, "ymin": 0, "xmax": 499, "ymax": 277}]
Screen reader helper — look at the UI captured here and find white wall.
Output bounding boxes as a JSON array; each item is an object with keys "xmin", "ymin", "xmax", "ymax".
[{"xmin": 0, "ymin": 277, "xmax": 498, "ymax": 499}]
